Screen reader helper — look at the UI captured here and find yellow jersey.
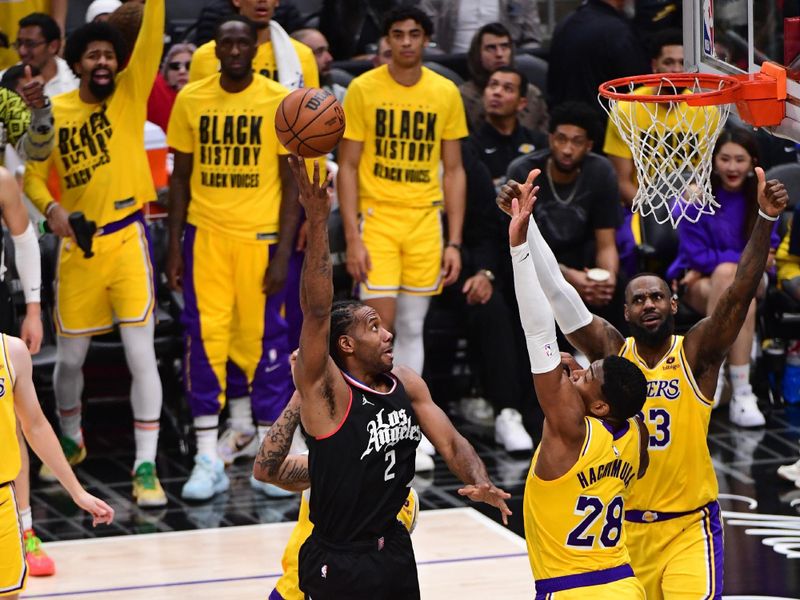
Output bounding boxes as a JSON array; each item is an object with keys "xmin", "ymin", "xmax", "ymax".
[
  {"xmin": 343, "ymin": 65, "xmax": 468, "ymax": 208},
  {"xmin": 524, "ymin": 416, "xmax": 642, "ymax": 581},
  {"xmin": 167, "ymin": 74, "xmax": 289, "ymax": 241},
  {"xmin": 0, "ymin": 334, "xmax": 20, "ymax": 484},
  {"xmin": 23, "ymin": 0, "xmax": 163, "ymax": 227},
  {"xmin": 619, "ymin": 335, "xmax": 718, "ymax": 512},
  {"xmin": 188, "ymin": 38, "xmax": 319, "ymax": 89},
  {"xmin": 777, "ymin": 222, "xmax": 800, "ymax": 285}
]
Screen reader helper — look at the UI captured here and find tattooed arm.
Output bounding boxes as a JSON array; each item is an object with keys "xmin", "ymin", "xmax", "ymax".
[{"xmin": 252, "ymin": 392, "xmax": 310, "ymax": 492}]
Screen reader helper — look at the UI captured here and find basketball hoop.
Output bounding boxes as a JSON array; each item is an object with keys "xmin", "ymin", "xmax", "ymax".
[{"xmin": 598, "ymin": 64, "xmax": 787, "ymax": 228}]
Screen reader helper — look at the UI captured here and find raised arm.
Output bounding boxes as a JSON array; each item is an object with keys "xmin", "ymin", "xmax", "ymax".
[
  {"xmin": 290, "ymin": 157, "xmax": 350, "ymax": 437},
  {"xmin": 398, "ymin": 366, "xmax": 511, "ymax": 524},
  {"xmin": 2, "ymin": 81, "xmax": 53, "ymax": 163},
  {"xmin": 119, "ymin": 0, "xmax": 164, "ymax": 102},
  {"xmin": 684, "ymin": 168, "xmax": 788, "ymax": 390},
  {"xmin": 252, "ymin": 391, "xmax": 309, "ymax": 492}
]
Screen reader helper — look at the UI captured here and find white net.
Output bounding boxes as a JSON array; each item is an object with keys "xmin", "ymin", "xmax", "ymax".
[{"xmin": 600, "ymin": 76, "xmax": 733, "ymax": 228}]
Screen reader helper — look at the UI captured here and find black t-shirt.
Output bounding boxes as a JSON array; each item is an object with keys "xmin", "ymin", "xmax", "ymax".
[
  {"xmin": 507, "ymin": 149, "xmax": 621, "ymax": 269},
  {"xmin": 305, "ymin": 370, "xmax": 420, "ymax": 543},
  {"xmin": 468, "ymin": 121, "xmax": 547, "ymax": 182}
]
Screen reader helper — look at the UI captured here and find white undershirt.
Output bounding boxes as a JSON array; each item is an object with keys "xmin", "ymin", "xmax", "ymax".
[{"xmin": 451, "ymin": 0, "xmax": 501, "ymax": 53}]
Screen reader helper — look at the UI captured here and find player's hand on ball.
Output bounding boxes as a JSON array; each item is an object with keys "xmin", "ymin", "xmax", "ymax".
[
  {"xmin": 458, "ymin": 482, "xmax": 512, "ymax": 525},
  {"xmin": 756, "ymin": 166, "xmax": 788, "ymax": 219},
  {"xmin": 288, "ymin": 156, "xmax": 332, "ymax": 219},
  {"xmin": 73, "ymin": 491, "xmax": 115, "ymax": 526}
]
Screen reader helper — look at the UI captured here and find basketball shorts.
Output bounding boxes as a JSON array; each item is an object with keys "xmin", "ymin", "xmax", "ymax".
[
  {"xmin": 534, "ymin": 565, "xmax": 644, "ymax": 599},
  {"xmin": 359, "ymin": 201, "xmax": 443, "ymax": 299},
  {"xmin": 55, "ymin": 213, "xmax": 155, "ymax": 337},
  {"xmin": 0, "ymin": 484, "xmax": 27, "ymax": 597},
  {"xmin": 181, "ymin": 225, "xmax": 291, "ymax": 423},
  {"xmin": 298, "ymin": 520, "xmax": 420, "ymax": 600},
  {"xmin": 625, "ymin": 501, "xmax": 724, "ymax": 600}
]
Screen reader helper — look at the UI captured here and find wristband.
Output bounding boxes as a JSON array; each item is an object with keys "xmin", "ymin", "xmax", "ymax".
[
  {"xmin": 45, "ymin": 201, "xmax": 58, "ymax": 217},
  {"xmin": 446, "ymin": 242, "xmax": 462, "ymax": 251},
  {"xmin": 758, "ymin": 209, "xmax": 778, "ymax": 222}
]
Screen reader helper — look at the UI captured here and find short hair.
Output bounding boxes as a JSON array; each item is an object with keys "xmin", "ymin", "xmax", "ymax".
[
  {"xmin": 548, "ymin": 101, "xmax": 600, "ymax": 141},
  {"xmin": 64, "ymin": 21, "xmax": 127, "ymax": 76},
  {"xmin": 18, "ymin": 12, "xmax": 61, "ymax": 43},
  {"xmin": 215, "ymin": 15, "xmax": 258, "ymax": 43},
  {"xmin": 382, "ymin": 6, "xmax": 433, "ymax": 38},
  {"xmin": 0, "ymin": 63, "xmax": 41, "ymax": 92},
  {"xmin": 600, "ymin": 356, "xmax": 647, "ymax": 421},
  {"xmin": 649, "ymin": 28, "xmax": 683, "ymax": 60},
  {"xmin": 487, "ymin": 65, "xmax": 528, "ymax": 96},
  {"xmin": 329, "ymin": 300, "xmax": 364, "ymax": 368},
  {"xmin": 625, "ymin": 272, "xmax": 671, "ymax": 299}
]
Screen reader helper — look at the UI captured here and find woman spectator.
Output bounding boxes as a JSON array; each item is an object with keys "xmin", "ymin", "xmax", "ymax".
[
  {"xmin": 666, "ymin": 128, "xmax": 779, "ymax": 427},
  {"xmin": 147, "ymin": 42, "xmax": 195, "ymax": 133}
]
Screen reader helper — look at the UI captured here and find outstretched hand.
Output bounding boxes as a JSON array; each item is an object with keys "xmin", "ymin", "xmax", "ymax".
[
  {"xmin": 288, "ymin": 156, "xmax": 332, "ymax": 221},
  {"xmin": 457, "ymin": 482, "xmax": 513, "ymax": 525},
  {"xmin": 18, "ymin": 65, "xmax": 46, "ymax": 109},
  {"xmin": 756, "ymin": 166, "xmax": 789, "ymax": 220},
  {"xmin": 507, "ymin": 168, "xmax": 540, "ymax": 247}
]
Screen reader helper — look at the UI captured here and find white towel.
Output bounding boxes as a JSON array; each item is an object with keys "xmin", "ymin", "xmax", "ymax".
[{"xmin": 269, "ymin": 20, "xmax": 304, "ymax": 90}]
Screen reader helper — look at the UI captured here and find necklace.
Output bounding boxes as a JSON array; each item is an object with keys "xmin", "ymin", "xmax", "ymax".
[{"xmin": 546, "ymin": 158, "xmax": 581, "ymax": 205}]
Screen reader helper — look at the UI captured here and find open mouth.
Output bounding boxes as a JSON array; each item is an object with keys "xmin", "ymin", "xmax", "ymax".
[
  {"xmin": 92, "ymin": 70, "xmax": 112, "ymax": 84},
  {"xmin": 641, "ymin": 313, "xmax": 661, "ymax": 327}
]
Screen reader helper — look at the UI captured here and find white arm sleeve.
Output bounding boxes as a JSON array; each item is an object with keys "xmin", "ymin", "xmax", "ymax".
[
  {"xmin": 526, "ymin": 216, "xmax": 593, "ymax": 334},
  {"xmin": 511, "ymin": 241, "xmax": 561, "ymax": 374},
  {"xmin": 12, "ymin": 221, "xmax": 41, "ymax": 304}
]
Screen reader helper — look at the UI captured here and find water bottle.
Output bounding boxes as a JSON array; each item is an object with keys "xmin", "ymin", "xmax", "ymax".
[{"xmin": 784, "ymin": 344, "xmax": 800, "ymax": 405}]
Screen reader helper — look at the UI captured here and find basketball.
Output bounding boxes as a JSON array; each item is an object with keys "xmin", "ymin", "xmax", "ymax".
[{"xmin": 275, "ymin": 88, "xmax": 346, "ymax": 158}]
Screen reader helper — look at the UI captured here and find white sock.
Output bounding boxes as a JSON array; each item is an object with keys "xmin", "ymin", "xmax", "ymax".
[
  {"xmin": 229, "ymin": 397, "xmax": 255, "ymax": 433},
  {"xmin": 133, "ymin": 421, "xmax": 160, "ymax": 470},
  {"xmin": 20, "ymin": 506, "xmax": 32, "ymax": 531},
  {"xmin": 393, "ymin": 294, "xmax": 431, "ymax": 374},
  {"xmin": 53, "ymin": 335, "xmax": 91, "ymax": 445},
  {"xmin": 729, "ymin": 363, "xmax": 752, "ymax": 397},
  {"xmin": 195, "ymin": 414, "xmax": 219, "ymax": 460},
  {"xmin": 714, "ymin": 362, "xmax": 726, "ymax": 405}
]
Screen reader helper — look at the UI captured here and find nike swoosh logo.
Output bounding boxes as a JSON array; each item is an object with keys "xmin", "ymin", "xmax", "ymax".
[
  {"xmin": 518, "ymin": 252, "xmax": 530, "ymax": 262},
  {"xmin": 484, "ymin": 147, "xmax": 497, "ymax": 154},
  {"xmin": 264, "ymin": 364, "xmax": 281, "ymax": 373}
]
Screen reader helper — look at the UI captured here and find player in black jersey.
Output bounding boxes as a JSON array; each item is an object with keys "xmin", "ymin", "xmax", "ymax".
[{"xmin": 289, "ymin": 158, "xmax": 512, "ymax": 600}]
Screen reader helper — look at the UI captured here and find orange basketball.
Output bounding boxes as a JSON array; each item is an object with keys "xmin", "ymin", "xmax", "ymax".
[{"xmin": 275, "ymin": 88, "xmax": 346, "ymax": 158}]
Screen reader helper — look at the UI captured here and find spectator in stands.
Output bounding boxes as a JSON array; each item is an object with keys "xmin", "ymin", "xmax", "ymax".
[
  {"xmin": 776, "ymin": 206, "xmax": 800, "ymax": 302},
  {"xmin": 506, "ymin": 102, "xmax": 625, "ymax": 331},
  {"xmin": 418, "ymin": 0, "xmax": 543, "ymax": 53},
  {"xmin": 460, "ymin": 23, "xmax": 547, "ymax": 134},
  {"xmin": 547, "ymin": 0, "xmax": 648, "ymax": 126},
  {"xmin": 633, "ymin": 0, "xmax": 682, "ymax": 37},
  {"xmin": 12, "ymin": 12, "xmax": 77, "ymax": 97},
  {"xmin": 666, "ymin": 128, "xmax": 777, "ymax": 427},
  {"xmin": 147, "ymin": 42, "xmax": 195, "ymax": 133},
  {"xmin": 0, "ymin": 0, "xmax": 66, "ymax": 70},
  {"xmin": 291, "ymin": 28, "xmax": 345, "ymax": 102},
  {"xmin": 192, "ymin": 0, "xmax": 305, "ymax": 47},
  {"xmin": 320, "ymin": 0, "xmax": 408, "ymax": 60},
  {"xmin": 436, "ymin": 141, "xmax": 533, "ymax": 452},
  {"xmin": 373, "ymin": 36, "xmax": 392, "ymax": 67},
  {"xmin": 85, "ymin": 0, "xmax": 122, "ymax": 23},
  {"xmin": 467, "ymin": 66, "xmax": 545, "ymax": 185}
]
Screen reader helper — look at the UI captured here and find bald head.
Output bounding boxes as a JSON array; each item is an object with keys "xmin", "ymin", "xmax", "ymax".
[{"xmin": 625, "ymin": 273, "xmax": 671, "ymax": 303}]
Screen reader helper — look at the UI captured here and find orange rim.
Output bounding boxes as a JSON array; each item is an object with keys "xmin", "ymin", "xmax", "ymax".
[{"xmin": 598, "ymin": 72, "xmax": 742, "ymax": 105}]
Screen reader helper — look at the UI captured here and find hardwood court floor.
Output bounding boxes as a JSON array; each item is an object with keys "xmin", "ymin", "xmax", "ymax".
[{"xmin": 22, "ymin": 508, "xmax": 533, "ymax": 600}]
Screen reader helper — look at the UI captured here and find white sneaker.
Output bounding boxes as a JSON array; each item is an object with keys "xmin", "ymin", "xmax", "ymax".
[
  {"xmin": 418, "ymin": 434, "xmax": 436, "ymax": 456},
  {"xmin": 777, "ymin": 458, "xmax": 800, "ymax": 482},
  {"xmin": 250, "ymin": 476, "xmax": 295, "ymax": 498},
  {"xmin": 459, "ymin": 396, "xmax": 494, "ymax": 426},
  {"xmin": 181, "ymin": 455, "xmax": 230, "ymax": 501},
  {"xmin": 728, "ymin": 392, "xmax": 766, "ymax": 428},
  {"xmin": 495, "ymin": 408, "xmax": 533, "ymax": 453},
  {"xmin": 415, "ymin": 449, "xmax": 434, "ymax": 472},
  {"xmin": 217, "ymin": 428, "xmax": 258, "ymax": 466}
]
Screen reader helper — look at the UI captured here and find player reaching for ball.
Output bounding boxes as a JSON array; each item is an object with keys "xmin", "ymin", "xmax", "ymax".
[
  {"xmin": 274, "ymin": 87, "xmax": 345, "ymax": 158},
  {"xmin": 166, "ymin": 15, "xmax": 301, "ymax": 502}
]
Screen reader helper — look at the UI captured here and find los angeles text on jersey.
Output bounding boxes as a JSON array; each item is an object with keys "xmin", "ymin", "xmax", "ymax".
[
  {"xmin": 198, "ymin": 113, "xmax": 264, "ymax": 189},
  {"xmin": 58, "ymin": 110, "xmax": 112, "ymax": 190},
  {"xmin": 372, "ymin": 108, "xmax": 436, "ymax": 183},
  {"xmin": 360, "ymin": 407, "xmax": 421, "ymax": 459},
  {"xmin": 576, "ymin": 457, "xmax": 636, "ymax": 489}
]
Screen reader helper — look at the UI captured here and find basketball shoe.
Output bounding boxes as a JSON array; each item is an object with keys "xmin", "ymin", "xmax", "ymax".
[
  {"xmin": 777, "ymin": 457, "xmax": 800, "ymax": 483},
  {"xmin": 397, "ymin": 487, "xmax": 419, "ymax": 534},
  {"xmin": 24, "ymin": 529, "xmax": 55, "ymax": 577},
  {"xmin": 217, "ymin": 427, "xmax": 258, "ymax": 466},
  {"xmin": 132, "ymin": 462, "xmax": 167, "ymax": 507},
  {"xmin": 729, "ymin": 391, "xmax": 766, "ymax": 427},
  {"xmin": 181, "ymin": 455, "xmax": 230, "ymax": 501},
  {"xmin": 250, "ymin": 476, "xmax": 295, "ymax": 498},
  {"xmin": 495, "ymin": 408, "xmax": 533, "ymax": 453},
  {"xmin": 39, "ymin": 436, "xmax": 86, "ymax": 482}
]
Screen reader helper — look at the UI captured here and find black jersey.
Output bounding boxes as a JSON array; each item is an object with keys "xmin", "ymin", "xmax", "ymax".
[{"xmin": 305, "ymin": 370, "xmax": 421, "ymax": 543}]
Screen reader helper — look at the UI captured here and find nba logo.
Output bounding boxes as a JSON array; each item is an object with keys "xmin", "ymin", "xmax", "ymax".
[
  {"xmin": 543, "ymin": 344, "xmax": 553, "ymax": 357},
  {"xmin": 378, "ymin": 536, "xmax": 385, "ymax": 551},
  {"xmin": 321, "ymin": 565, "xmax": 328, "ymax": 579}
]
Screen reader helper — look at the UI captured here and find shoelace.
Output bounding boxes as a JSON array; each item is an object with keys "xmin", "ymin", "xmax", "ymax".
[
  {"xmin": 24, "ymin": 532, "xmax": 44, "ymax": 555},
  {"xmin": 135, "ymin": 464, "xmax": 157, "ymax": 490}
]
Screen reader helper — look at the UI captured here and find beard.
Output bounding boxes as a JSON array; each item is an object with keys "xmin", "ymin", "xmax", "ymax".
[
  {"xmin": 88, "ymin": 78, "xmax": 115, "ymax": 101},
  {"xmin": 628, "ymin": 311, "xmax": 674, "ymax": 348}
]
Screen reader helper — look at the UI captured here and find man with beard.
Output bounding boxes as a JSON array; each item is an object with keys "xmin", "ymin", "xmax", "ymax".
[
  {"xmin": 166, "ymin": 15, "xmax": 301, "ymax": 502},
  {"xmin": 505, "ymin": 101, "xmax": 624, "ymax": 331},
  {"xmin": 497, "ymin": 167, "xmax": 789, "ymax": 599},
  {"xmin": 24, "ymin": 0, "xmax": 166, "ymax": 508},
  {"xmin": 290, "ymin": 28, "xmax": 345, "ymax": 103}
]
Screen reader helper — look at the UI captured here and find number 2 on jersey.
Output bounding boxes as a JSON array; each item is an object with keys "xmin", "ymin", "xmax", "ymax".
[
  {"xmin": 384, "ymin": 449, "xmax": 396, "ymax": 481},
  {"xmin": 565, "ymin": 495, "xmax": 624, "ymax": 549}
]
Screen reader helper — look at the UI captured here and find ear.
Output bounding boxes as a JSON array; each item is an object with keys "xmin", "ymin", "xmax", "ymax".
[
  {"xmin": 517, "ymin": 95, "xmax": 527, "ymax": 113},
  {"xmin": 623, "ymin": 301, "xmax": 630, "ymax": 322},
  {"xmin": 338, "ymin": 334, "xmax": 355, "ymax": 357},
  {"xmin": 670, "ymin": 294, "xmax": 678, "ymax": 315},
  {"xmin": 48, "ymin": 39, "xmax": 60, "ymax": 55},
  {"xmin": 586, "ymin": 139, "xmax": 594, "ymax": 152},
  {"xmin": 590, "ymin": 399, "xmax": 610, "ymax": 418}
]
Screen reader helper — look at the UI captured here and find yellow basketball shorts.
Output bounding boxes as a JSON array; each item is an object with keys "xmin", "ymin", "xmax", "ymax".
[
  {"xmin": 181, "ymin": 225, "xmax": 291, "ymax": 423},
  {"xmin": 359, "ymin": 201, "xmax": 443, "ymax": 299},
  {"xmin": 55, "ymin": 214, "xmax": 155, "ymax": 337},
  {"xmin": 0, "ymin": 484, "xmax": 27, "ymax": 597},
  {"xmin": 625, "ymin": 501, "xmax": 724, "ymax": 600},
  {"xmin": 534, "ymin": 565, "xmax": 644, "ymax": 599}
]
